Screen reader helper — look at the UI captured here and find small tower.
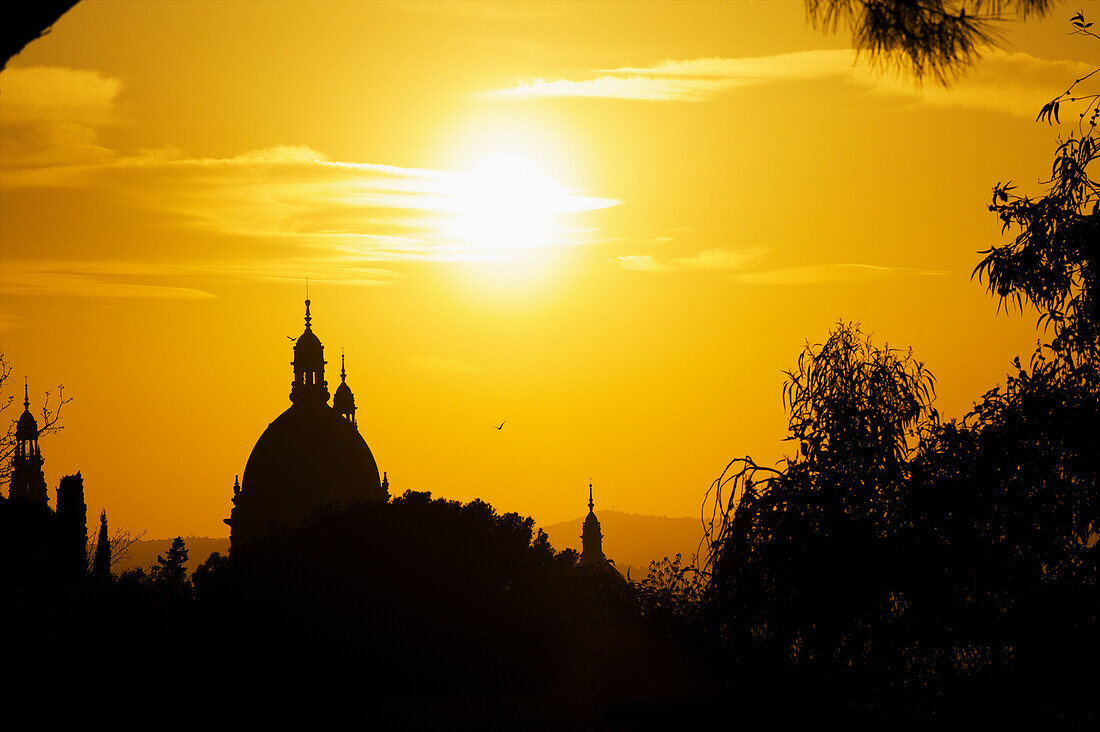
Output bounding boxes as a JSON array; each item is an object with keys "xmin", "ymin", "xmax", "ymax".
[
  {"xmin": 9, "ymin": 381, "xmax": 48, "ymax": 503},
  {"xmin": 290, "ymin": 299, "xmax": 329, "ymax": 406},
  {"xmin": 581, "ymin": 481, "xmax": 606, "ymax": 567},
  {"xmin": 333, "ymin": 351, "xmax": 356, "ymax": 424}
]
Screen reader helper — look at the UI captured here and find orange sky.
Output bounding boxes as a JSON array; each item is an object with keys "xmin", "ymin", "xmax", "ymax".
[{"xmin": 2, "ymin": 1, "xmax": 1096, "ymax": 538}]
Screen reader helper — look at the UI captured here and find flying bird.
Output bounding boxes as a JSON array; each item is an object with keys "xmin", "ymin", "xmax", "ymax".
[{"xmin": 493, "ymin": 421, "xmax": 506, "ymax": 430}]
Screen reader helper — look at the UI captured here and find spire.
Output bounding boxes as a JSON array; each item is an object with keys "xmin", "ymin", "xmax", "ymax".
[
  {"xmin": 304, "ymin": 298, "xmax": 312, "ymax": 331},
  {"xmin": 341, "ymin": 350, "xmax": 346, "ymax": 382},
  {"xmin": 23, "ymin": 378, "xmax": 29, "ymax": 410},
  {"xmin": 588, "ymin": 480, "xmax": 594, "ymax": 512}
]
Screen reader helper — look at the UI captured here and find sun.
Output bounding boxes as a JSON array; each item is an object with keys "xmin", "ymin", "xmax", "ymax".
[{"xmin": 447, "ymin": 153, "xmax": 579, "ymax": 257}]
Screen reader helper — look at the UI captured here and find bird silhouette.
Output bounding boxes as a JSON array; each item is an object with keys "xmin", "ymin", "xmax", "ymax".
[{"xmin": 493, "ymin": 421, "xmax": 506, "ymax": 430}]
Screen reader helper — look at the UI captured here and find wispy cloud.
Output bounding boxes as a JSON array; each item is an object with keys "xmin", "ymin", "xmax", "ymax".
[
  {"xmin": 486, "ymin": 49, "xmax": 1090, "ymax": 118},
  {"xmin": 0, "ymin": 268, "xmax": 217, "ymax": 300},
  {"xmin": 614, "ymin": 247, "xmax": 765, "ymax": 273},
  {"xmin": 1, "ymin": 67, "xmax": 620, "ymax": 282},
  {"xmin": 0, "ymin": 258, "xmax": 401, "ymax": 301},
  {"xmin": 615, "ymin": 250, "xmax": 947, "ymax": 283},
  {"xmin": 731, "ymin": 263, "xmax": 949, "ymax": 285},
  {"xmin": 0, "ymin": 66, "xmax": 122, "ymax": 125}
]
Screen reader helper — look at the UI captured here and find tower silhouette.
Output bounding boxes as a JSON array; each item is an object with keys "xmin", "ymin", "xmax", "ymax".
[
  {"xmin": 9, "ymin": 382, "xmax": 48, "ymax": 503},
  {"xmin": 581, "ymin": 481, "xmax": 607, "ymax": 568},
  {"xmin": 333, "ymin": 351, "xmax": 356, "ymax": 424}
]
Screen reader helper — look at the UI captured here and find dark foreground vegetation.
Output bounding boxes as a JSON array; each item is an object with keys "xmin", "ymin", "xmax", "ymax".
[{"xmin": 5, "ymin": 316, "xmax": 1095, "ymax": 725}]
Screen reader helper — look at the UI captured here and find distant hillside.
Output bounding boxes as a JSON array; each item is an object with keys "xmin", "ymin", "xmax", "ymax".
[
  {"xmin": 541, "ymin": 511, "xmax": 705, "ymax": 579},
  {"xmin": 117, "ymin": 537, "xmax": 229, "ymax": 575}
]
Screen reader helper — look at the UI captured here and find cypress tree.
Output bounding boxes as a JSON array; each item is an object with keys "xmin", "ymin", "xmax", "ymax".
[{"xmin": 93, "ymin": 510, "xmax": 111, "ymax": 581}]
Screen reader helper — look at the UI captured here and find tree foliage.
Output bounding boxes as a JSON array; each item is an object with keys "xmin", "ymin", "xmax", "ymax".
[
  {"xmin": 701, "ymin": 321, "xmax": 1096, "ymax": 721},
  {"xmin": 977, "ymin": 15, "xmax": 1099, "ymax": 364},
  {"xmin": 806, "ymin": 0, "xmax": 1057, "ymax": 83}
]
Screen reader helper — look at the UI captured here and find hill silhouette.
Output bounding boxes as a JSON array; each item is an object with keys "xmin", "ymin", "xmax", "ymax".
[
  {"xmin": 119, "ymin": 537, "xmax": 229, "ymax": 574},
  {"xmin": 542, "ymin": 511, "xmax": 702, "ymax": 577}
]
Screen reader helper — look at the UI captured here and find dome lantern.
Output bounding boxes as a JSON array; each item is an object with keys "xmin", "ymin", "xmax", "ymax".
[{"xmin": 290, "ymin": 299, "xmax": 329, "ymax": 405}]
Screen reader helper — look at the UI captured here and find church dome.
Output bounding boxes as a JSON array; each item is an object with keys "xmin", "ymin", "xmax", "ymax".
[
  {"xmin": 229, "ymin": 299, "xmax": 386, "ymax": 546},
  {"xmin": 233, "ymin": 401, "xmax": 385, "ymax": 542}
]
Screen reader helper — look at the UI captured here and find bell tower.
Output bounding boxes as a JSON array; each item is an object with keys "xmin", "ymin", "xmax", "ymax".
[{"xmin": 9, "ymin": 381, "xmax": 48, "ymax": 503}]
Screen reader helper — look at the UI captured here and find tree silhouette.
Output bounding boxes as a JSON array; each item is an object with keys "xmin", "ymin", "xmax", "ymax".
[
  {"xmin": 93, "ymin": 510, "xmax": 111, "ymax": 581},
  {"xmin": 152, "ymin": 536, "xmax": 191, "ymax": 600},
  {"xmin": 806, "ymin": 0, "xmax": 1057, "ymax": 83},
  {"xmin": 701, "ymin": 324, "xmax": 941, "ymax": 713}
]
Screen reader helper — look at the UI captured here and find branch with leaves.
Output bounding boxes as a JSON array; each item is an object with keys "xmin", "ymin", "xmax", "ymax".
[
  {"xmin": 806, "ymin": 0, "xmax": 1057, "ymax": 84},
  {"xmin": 978, "ymin": 13, "xmax": 1099, "ymax": 364}
]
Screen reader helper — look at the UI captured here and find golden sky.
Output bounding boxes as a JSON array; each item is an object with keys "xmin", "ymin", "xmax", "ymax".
[{"xmin": 2, "ymin": 1, "xmax": 1095, "ymax": 538}]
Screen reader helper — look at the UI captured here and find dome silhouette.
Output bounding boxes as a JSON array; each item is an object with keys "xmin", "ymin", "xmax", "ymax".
[{"xmin": 228, "ymin": 300, "xmax": 386, "ymax": 545}]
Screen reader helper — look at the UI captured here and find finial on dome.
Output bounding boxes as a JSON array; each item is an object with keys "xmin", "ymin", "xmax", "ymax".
[
  {"xmin": 23, "ymin": 378, "xmax": 29, "ymax": 410},
  {"xmin": 341, "ymin": 349, "xmax": 346, "ymax": 382},
  {"xmin": 588, "ymin": 481, "xmax": 594, "ymax": 512},
  {"xmin": 304, "ymin": 298, "xmax": 312, "ymax": 330}
]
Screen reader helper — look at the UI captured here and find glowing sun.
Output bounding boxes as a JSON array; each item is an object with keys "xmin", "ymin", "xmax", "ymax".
[{"xmin": 445, "ymin": 152, "xmax": 615, "ymax": 259}]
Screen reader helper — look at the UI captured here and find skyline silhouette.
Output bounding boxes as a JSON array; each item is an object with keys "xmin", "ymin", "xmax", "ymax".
[{"xmin": 3, "ymin": 2, "xmax": 1093, "ymax": 538}]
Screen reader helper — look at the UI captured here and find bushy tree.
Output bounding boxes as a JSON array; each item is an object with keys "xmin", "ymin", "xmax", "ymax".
[{"xmin": 702, "ymin": 324, "xmax": 941, "ymax": 713}]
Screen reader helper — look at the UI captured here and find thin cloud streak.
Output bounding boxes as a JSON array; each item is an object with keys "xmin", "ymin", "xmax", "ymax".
[
  {"xmin": 733, "ymin": 263, "xmax": 949, "ymax": 285},
  {"xmin": 0, "ymin": 258, "xmax": 401, "ymax": 300},
  {"xmin": 0, "ymin": 270, "xmax": 217, "ymax": 300},
  {"xmin": 614, "ymin": 247, "xmax": 765, "ymax": 273},
  {"xmin": 615, "ymin": 251, "xmax": 947, "ymax": 283},
  {"xmin": 486, "ymin": 49, "xmax": 1090, "ymax": 118}
]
